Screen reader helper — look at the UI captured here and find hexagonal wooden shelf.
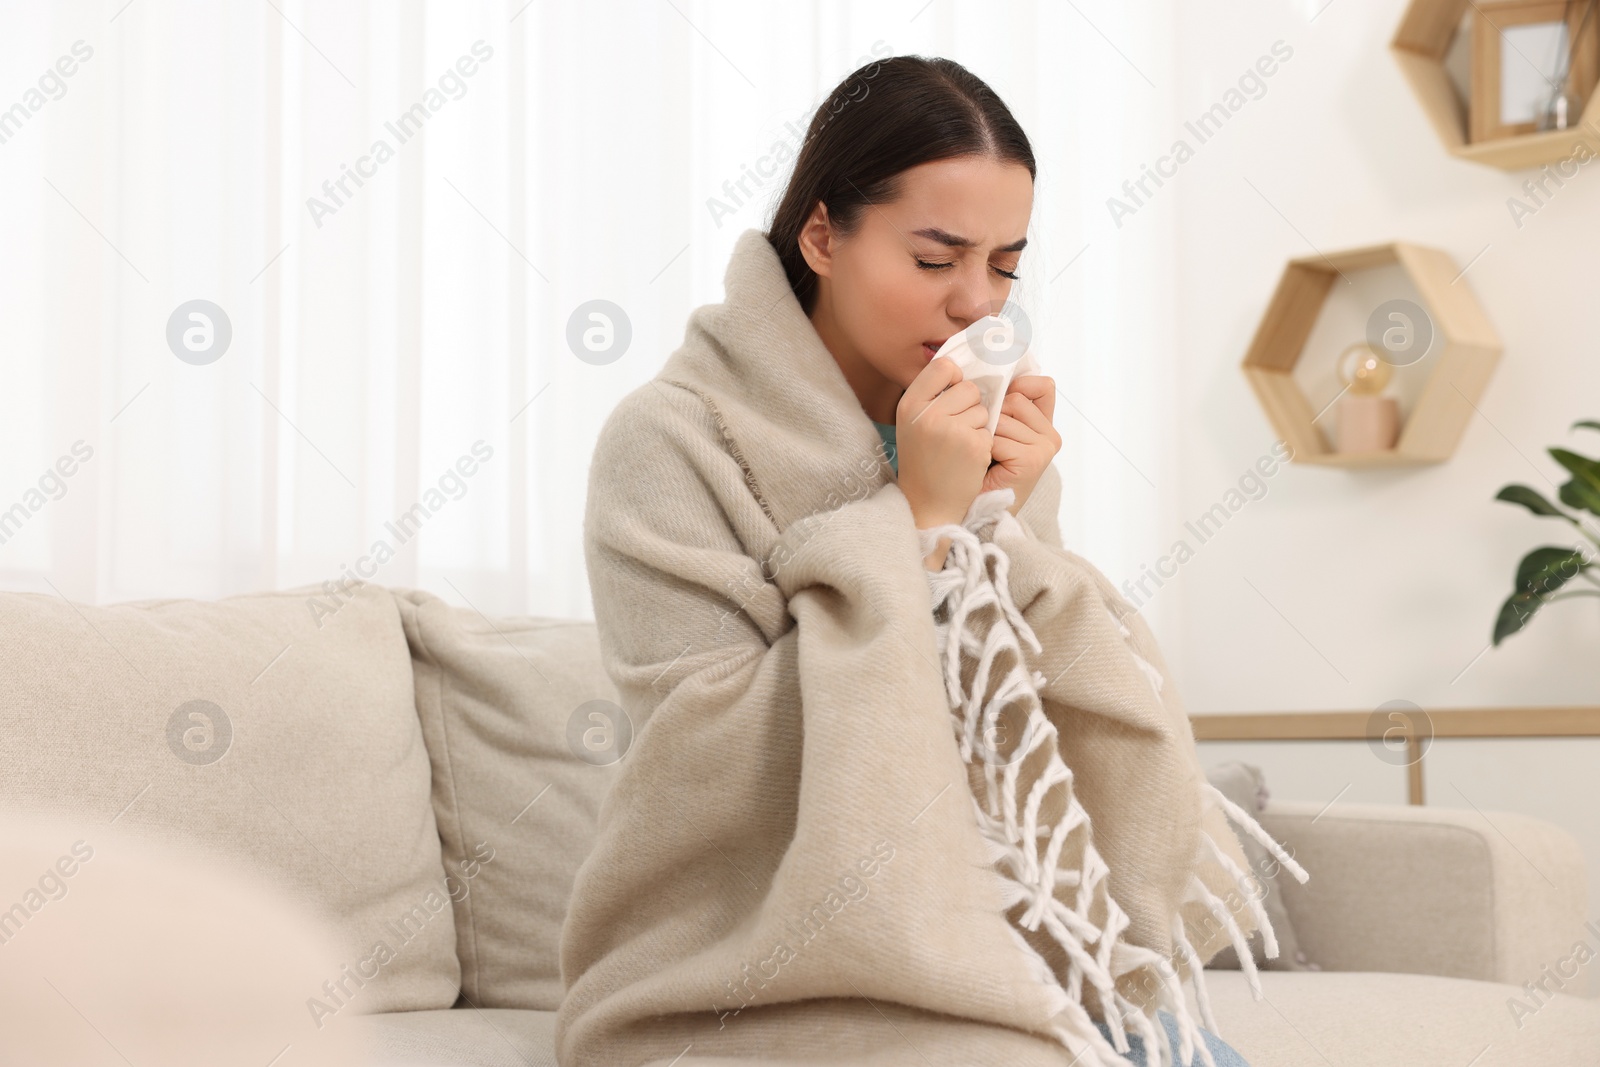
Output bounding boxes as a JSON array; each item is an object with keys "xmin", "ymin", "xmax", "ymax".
[
  {"xmin": 1240, "ymin": 241, "xmax": 1503, "ymax": 468},
  {"xmin": 1392, "ymin": 0, "xmax": 1600, "ymax": 170}
]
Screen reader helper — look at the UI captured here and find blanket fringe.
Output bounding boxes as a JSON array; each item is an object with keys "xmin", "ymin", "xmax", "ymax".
[{"xmin": 919, "ymin": 489, "xmax": 1310, "ymax": 1067}]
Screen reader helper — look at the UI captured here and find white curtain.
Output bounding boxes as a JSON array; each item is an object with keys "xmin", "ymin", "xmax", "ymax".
[{"xmin": 0, "ymin": 0, "xmax": 1177, "ymax": 634}]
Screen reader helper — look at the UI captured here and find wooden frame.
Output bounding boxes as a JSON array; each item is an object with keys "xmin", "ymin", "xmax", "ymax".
[
  {"xmin": 1240, "ymin": 241, "xmax": 1502, "ymax": 468},
  {"xmin": 1393, "ymin": 0, "xmax": 1600, "ymax": 170},
  {"xmin": 1471, "ymin": 0, "xmax": 1600, "ymax": 143},
  {"xmin": 1190, "ymin": 706, "xmax": 1600, "ymax": 805}
]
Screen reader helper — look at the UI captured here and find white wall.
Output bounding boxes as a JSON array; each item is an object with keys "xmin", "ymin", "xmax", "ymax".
[{"xmin": 1163, "ymin": 0, "xmax": 1600, "ymax": 993}]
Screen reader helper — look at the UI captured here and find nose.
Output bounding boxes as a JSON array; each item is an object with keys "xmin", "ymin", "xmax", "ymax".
[{"xmin": 944, "ymin": 260, "xmax": 996, "ymax": 327}]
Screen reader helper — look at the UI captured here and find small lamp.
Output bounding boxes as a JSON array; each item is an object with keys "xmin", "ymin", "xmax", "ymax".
[{"xmin": 1334, "ymin": 341, "xmax": 1399, "ymax": 452}]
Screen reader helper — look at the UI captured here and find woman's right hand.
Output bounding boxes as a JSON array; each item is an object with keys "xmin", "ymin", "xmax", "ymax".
[{"xmin": 896, "ymin": 355, "xmax": 993, "ymax": 532}]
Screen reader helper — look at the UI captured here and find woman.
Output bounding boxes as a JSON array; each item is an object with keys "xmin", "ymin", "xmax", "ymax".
[{"xmin": 557, "ymin": 56, "xmax": 1297, "ymax": 1067}]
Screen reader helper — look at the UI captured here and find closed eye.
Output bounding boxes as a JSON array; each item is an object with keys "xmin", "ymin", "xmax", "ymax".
[{"xmin": 916, "ymin": 258, "xmax": 1021, "ymax": 281}]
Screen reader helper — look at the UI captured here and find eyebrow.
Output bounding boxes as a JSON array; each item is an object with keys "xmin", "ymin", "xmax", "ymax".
[{"xmin": 911, "ymin": 227, "xmax": 1028, "ymax": 253}]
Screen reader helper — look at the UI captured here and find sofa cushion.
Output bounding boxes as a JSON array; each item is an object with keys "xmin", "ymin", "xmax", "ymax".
[
  {"xmin": 1205, "ymin": 968, "xmax": 1600, "ymax": 1066},
  {"xmin": 1259, "ymin": 800, "xmax": 1591, "ymax": 987},
  {"xmin": 355, "ymin": 969, "xmax": 1600, "ymax": 1067},
  {"xmin": 394, "ymin": 589, "xmax": 623, "ymax": 1011},
  {"xmin": 352, "ymin": 1007, "xmax": 557, "ymax": 1066},
  {"xmin": 0, "ymin": 584, "xmax": 459, "ymax": 1014}
]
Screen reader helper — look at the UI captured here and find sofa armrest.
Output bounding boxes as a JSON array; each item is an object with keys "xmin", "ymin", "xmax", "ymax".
[{"xmin": 1258, "ymin": 801, "xmax": 1589, "ymax": 986}]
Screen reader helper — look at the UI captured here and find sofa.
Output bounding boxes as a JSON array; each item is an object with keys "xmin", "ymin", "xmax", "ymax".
[{"xmin": 1, "ymin": 582, "xmax": 1596, "ymax": 1066}]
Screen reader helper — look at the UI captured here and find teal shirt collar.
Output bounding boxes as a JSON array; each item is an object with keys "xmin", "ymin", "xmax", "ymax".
[{"xmin": 870, "ymin": 419, "xmax": 897, "ymax": 475}]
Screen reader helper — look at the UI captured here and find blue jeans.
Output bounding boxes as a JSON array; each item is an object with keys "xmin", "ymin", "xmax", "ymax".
[{"xmin": 1093, "ymin": 1009, "xmax": 1250, "ymax": 1066}]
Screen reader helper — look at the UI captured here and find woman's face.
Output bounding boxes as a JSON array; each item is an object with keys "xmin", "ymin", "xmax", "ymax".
[{"xmin": 800, "ymin": 154, "xmax": 1033, "ymax": 413}]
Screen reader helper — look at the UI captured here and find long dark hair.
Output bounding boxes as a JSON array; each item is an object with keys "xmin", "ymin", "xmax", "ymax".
[{"xmin": 766, "ymin": 56, "xmax": 1036, "ymax": 317}]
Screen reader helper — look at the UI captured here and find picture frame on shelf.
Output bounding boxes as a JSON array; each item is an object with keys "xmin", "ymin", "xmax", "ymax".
[
  {"xmin": 1392, "ymin": 0, "xmax": 1600, "ymax": 170},
  {"xmin": 1469, "ymin": 0, "xmax": 1599, "ymax": 144}
]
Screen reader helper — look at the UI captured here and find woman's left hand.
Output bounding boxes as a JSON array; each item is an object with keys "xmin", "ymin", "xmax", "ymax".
[{"xmin": 983, "ymin": 374, "xmax": 1060, "ymax": 516}]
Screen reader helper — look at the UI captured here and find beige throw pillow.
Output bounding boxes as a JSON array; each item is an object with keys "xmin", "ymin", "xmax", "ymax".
[
  {"xmin": 0, "ymin": 583, "xmax": 460, "ymax": 1014},
  {"xmin": 394, "ymin": 588, "xmax": 623, "ymax": 1010}
]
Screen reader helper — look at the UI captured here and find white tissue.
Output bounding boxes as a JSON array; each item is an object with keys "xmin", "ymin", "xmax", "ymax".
[{"xmin": 931, "ymin": 315, "xmax": 1042, "ymax": 436}]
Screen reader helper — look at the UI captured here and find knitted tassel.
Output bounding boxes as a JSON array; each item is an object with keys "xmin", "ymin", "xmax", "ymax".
[
  {"xmin": 1108, "ymin": 588, "xmax": 1313, "ymax": 1012},
  {"xmin": 1103, "ymin": 581, "xmax": 1313, "ymax": 1010},
  {"xmin": 919, "ymin": 488, "xmax": 1308, "ymax": 1067}
]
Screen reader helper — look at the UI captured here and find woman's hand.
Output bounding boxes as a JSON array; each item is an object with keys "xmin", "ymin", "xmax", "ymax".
[
  {"xmin": 983, "ymin": 374, "xmax": 1060, "ymax": 516},
  {"xmin": 896, "ymin": 355, "xmax": 992, "ymax": 532}
]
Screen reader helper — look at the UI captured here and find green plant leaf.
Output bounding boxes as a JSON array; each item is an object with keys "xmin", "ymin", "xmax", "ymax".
[
  {"xmin": 1495, "ymin": 483, "xmax": 1569, "ymax": 518},
  {"xmin": 1495, "ymin": 545, "xmax": 1590, "ymax": 643},
  {"xmin": 1491, "ymin": 426, "xmax": 1600, "ymax": 645},
  {"xmin": 1550, "ymin": 448, "xmax": 1600, "ymax": 515},
  {"xmin": 1493, "ymin": 591, "xmax": 1542, "ymax": 644},
  {"xmin": 1514, "ymin": 545, "xmax": 1590, "ymax": 597}
]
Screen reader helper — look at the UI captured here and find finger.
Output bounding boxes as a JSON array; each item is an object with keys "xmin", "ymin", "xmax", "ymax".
[
  {"xmin": 1006, "ymin": 373, "xmax": 1055, "ymax": 424},
  {"xmin": 924, "ymin": 379, "xmax": 986, "ymax": 426},
  {"xmin": 991, "ymin": 411, "xmax": 1039, "ymax": 451},
  {"xmin": 902, "ymin": 358, "xmax": 960, "ymax": 425},
  {"xmin": 989, "ymin": 426, "xmax": 1030, "ymax": 465},
  {"xmin": 904, "ymin": 363, "xmax": 977, "ymax": 427},
  {"xmin": 902, "ymin": 355, "xmax": 962, "ymax": 415},
  {"xmin": 998, "ymin": 393, "xmax": 1052, "ymax": 439},
  {"xmin": 982, "ymin": 443, "xmax": 1026, "ymax": 491}
]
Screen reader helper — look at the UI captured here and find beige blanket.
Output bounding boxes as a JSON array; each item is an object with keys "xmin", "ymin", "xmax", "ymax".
[{"xmin": 557, "ymin": 227, "xmax": 1306, "ymax": 1067}]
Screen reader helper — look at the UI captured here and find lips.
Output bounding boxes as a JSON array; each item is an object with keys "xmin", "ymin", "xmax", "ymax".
[{"xmin": 922, "ymin": 338, "xmax": 950, "ymax": 360}]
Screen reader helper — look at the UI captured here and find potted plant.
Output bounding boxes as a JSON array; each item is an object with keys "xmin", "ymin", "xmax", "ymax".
[{"xmin": 1491, "ymin": 420, "xmax": 1600, "ymax": 645}]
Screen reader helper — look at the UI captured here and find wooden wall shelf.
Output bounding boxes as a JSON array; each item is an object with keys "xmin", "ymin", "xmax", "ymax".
[
  {"xmin": 1393, "ymin": 0, "xmax": 1600, "ymax": 171},
  {"xmin": 1240, "ymin": 241, "xmax": 1502, "ymax": 468}
]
